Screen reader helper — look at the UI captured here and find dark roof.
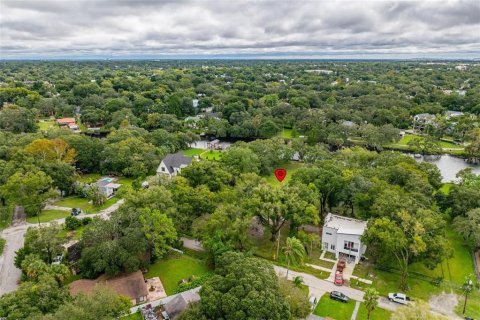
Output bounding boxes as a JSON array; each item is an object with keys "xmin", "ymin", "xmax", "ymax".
[
  {"xmin": 164, "ymin": 295, "xmax": 188, "ymax": 320},
  {"xmin": 161, "ymin": 152, "xmax": 193, "ymax": 174},
  {"xmin": 70, "ymin": 270, "xmax": 148, "ymax": 301},
  {"xmin": 67, "ymin": 242, "xmax": 82, "ymax": 263}
]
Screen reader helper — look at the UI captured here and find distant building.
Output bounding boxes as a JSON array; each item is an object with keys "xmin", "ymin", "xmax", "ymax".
[
  {"xmin": 70, "ymin": 270, "xmax": 148, "ymax": 305},
  {"xmin": 413, "ymin": 113, "xmax": 435, "ymax": 131},
  {"xmin": 96, "ymin": 177, "xmax": 121, "ymax": 198},
  {"xmin": 321, "ymin": 213, "xmax": 367, "ymax": 263},
  {"xmin": 456, "ymin": 90, "xmax": 466, "ymax": 97},
  {"xmin": 57, "ymin": 118, "xmax": 76, "ymax": 126},
  {"xmin": 305, "ymin": 69, "xmax": 333, "ymax": 74},
  {"xmin": 157, "ymin": 152, "xmax": 193, "ymax": 177},
  {"xmin": 445, "ymin": 110, "xmax": 464, "ymax": 119},
  {"xmin": 192, "ymin": 99, "xmax": 199, "ymax": 108},
  {"xmin": 455, "ymin": 64, "xmax": 467, "ymax": 71}
]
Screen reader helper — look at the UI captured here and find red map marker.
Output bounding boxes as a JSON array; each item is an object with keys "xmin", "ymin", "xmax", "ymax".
[{"xmin": 274, "ymin": 169, "xmax": 287, "ymax": 182}]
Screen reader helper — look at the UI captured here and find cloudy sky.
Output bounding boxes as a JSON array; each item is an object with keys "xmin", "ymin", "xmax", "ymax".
[{"xmin": 1, "ymin": 0, "xmax": 479, "ymax": 59}]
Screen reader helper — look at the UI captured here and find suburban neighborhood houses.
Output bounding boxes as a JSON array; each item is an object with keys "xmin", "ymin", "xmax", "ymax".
[{"xmin": 1, "ymin": 59, "xmax": 480, "ymax": 320}]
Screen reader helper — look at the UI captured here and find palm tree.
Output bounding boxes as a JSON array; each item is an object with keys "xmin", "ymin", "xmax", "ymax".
[
  {"xmin": 283, "ymin": 237, "xmax": 305, "ymax": 278},
  {"xmin": 293, "ymin": 276, "xmax": 304, "ymax": 288}
]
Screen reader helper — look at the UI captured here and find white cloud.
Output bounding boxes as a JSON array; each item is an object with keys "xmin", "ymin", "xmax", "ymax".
[{"xmin": 0, "ymin": 0, "xmax": 479, "ymax": 58}]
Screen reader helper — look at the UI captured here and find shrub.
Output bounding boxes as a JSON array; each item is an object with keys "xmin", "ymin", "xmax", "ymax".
[{"xmin": 65, "ymin": 216, "xmax": 82, "ymax": 230}]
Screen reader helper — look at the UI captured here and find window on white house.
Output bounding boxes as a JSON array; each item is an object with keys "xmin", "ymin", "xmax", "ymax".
[
  {"xmin": 330, "ymin": 244, "xmax": 335, "ymax": 250},
  {"xmin": 326, "ymin": 232, "xmax": 332, "ymax": 235},
  {"xmin": 344, "ymin": 241, "xmax": 358, "ymax": 252},
  {"xmin": 161, "ymin": 167, "xmax": 165, "ymax": 172}
]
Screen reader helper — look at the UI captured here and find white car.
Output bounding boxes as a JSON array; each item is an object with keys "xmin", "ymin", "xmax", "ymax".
[{"xmin": 388, "ymin": 293, "xmax": 411, "ymax": 305}]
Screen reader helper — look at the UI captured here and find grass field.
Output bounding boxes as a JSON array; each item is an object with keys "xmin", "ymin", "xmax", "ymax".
[
  {"xmin": 58, "ymin": 226, "xmax": 85, "ymax": 240},
  {"xmin": 38, "ymin": 120, "xmax": 56, "ymax": 131},
  {"xmin": 123, "ymin": 312, "xmax": 142, "ymax": 320},
  {"xmin": 265, "ymin": 162, "xmax": 305, "ymax": 187},
  {"xmin": 77, "ymin": 173, "xmax": 101, "ymax": 183},
  {"xmin": 26, "ymin": 210, "xmax": 70, "ymax": 223},
  {"xmin": 438, "ymin": 183, "xmax": 454, "ymax": 195},
  {"xmin": 351, "ymin": 228, "xmax": 479, "ymax": 318},
  {"xmin": 277, "ymin": 128, "xmax": 297, "ymax": 139},
  {"xmin": 145, "ymin": 253, "xmax": 210, "ymax": 295},
  {"xmin": 183, "ymin": 148, "xmax": 223, "ymax": 161},
  {"xmin": 386, "ymin": 134, "xmax": 463, "ymax": 152},
  {"xmin": 356, "ymin": 304, "xmax": 393, "ymax": 320},
  {"xmin": 117, "ymin": 177, "xmax": 135, "ymax": 187},
  {"xmin": 409, "ymin": 229, "xmax": 474, "ymax": 285},
  {"xmin": 54, "ymin": 196, "xmax": 119, "ymax": 213},
  {"xmin": 313, "ymin": 294, "xmax": 356, "ymax": 319}
]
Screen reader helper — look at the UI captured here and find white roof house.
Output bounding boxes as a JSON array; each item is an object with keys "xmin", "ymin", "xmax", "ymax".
[{"xmin": 321, "ymin": 213, "xmax": 368, "ymax": 264}]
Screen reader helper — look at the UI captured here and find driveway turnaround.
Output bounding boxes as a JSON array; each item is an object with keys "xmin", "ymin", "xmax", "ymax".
[{"xmin": 0, "ymin": 199, "xmax": 124, "ymax": 295}]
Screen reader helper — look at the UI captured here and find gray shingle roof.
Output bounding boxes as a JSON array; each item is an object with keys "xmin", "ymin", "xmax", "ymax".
[{"xmin": 161, "ymin": 152, "xmax": 193, "ymax": 174}]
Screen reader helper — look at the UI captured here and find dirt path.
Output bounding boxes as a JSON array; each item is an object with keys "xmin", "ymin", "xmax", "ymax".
[{"xmin": 429, "ymin": 292, "xmax": 462, "ymax": 319}]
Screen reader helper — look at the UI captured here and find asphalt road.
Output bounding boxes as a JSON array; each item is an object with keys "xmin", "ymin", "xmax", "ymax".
[{"xmin": 0, "ymin": 224, "xmax": 27, "ymax": 295}]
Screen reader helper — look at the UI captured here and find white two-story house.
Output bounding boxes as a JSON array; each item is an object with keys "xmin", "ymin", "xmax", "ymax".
[
  {"xmin": 321, "ymin": 213, "xmax": 368, "ymax": 263},
  {"xmin": 156, "ymin": 152, "xmax": 193, "ymax": 177}
]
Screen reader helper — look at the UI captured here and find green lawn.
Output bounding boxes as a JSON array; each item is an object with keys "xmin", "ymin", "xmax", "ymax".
[
  {"xmin": 145, "ymin": 253, "xmax": 210, "ymax": 295},
  {"xmin": 456, "ymin": 289, "xmax": 480, "ymax": 319},
  {"xmin": 58, "ymin": 226, "xmax": 85, "ymax": 240},
  {"xmin": 183, "ymin": 148, "xmax": 223, "ymax": 161},
  {"xmin": 438, "ymin": 183, "xmax": 453, "ymax": 195},
  {"xmin": 123, "ymin": 312, "xmax": 142, "ymax": 320},
  {"xmin": 277, "ymin": 128, "xmax": 297, "ymax": 139},
  {"xmin": 352, "ymin": 228, "xmax": 478, "ymax": 318},
  {"xmin": 38, "ymin": 120, "xmax": 56, "ymax": 131},
  {"xmin": 385, "ymin": 134, "xmax": 463, "ymax": 151},
  {"xmin": 77, "ymin": 173, "xmax": 101, "ymax": 184},
  {"xmin": 54, "ymin": 196, "xmax": 119, "ymax": 214},
  {"xmin": 26, "ymin": 210, "xmax": 70, "ymax": 223},
  {"xmin": 313, "ymin": 294, "xmax": 356, "ymax": 319},
  {"xmin": 265, "ymin": 162, "xmax": 305, "ymax": 187},
  {"xmin": 356, "ymin": 304, "xmax": 393, "ymax": 320},
  {"xmin": 117, "ymin": 177, "xmax": 135, "ymax": 187},
  {"xmin": 183, "ymin": 148, "xmax": 205, "ymax": 157},
  {"xmin": 409, "ymin": 229, "xmax": 474, "ymax": 285}
]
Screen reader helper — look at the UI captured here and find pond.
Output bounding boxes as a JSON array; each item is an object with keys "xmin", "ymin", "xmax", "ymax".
[{"xmin": 412, "ymin": 154, "xmax": 480, "ymax": 182}]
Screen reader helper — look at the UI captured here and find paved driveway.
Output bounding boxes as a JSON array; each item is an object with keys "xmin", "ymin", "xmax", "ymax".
[
  {"xmin": 0, "ymin": 224, "xmax": 27, "ymax": 295},
  {"xmin": 0, "ymin": 199, "xmax": 124, "ymax": 296}
]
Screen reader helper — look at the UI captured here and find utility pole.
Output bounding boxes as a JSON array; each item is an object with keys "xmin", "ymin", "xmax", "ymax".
[{"xmin": 463, "ymin": 275, "xmax": 473, "ymax": 314}]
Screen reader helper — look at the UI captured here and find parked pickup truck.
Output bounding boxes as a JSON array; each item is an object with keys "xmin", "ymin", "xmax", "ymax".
[{"xmin": 388, "ymin": 293, "xmax": 411, "ymax": 305}]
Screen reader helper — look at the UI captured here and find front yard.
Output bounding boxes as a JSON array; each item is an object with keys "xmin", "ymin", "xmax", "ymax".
[
  {"xmin": 182, "ymin": 148, "xmax": 223, "ymax": 161},
  {"xmin": 54, "ymin": 196, "xmax": 119, "ymax": 213},
  {"xmin": 351, "ymin": 229, "xmax": 480, "ymax": 319},
  {"xmin": 145, "ymin": 253, "xmax": 210, "ymax": 295},
  {"xmin": 264, "ymin": 162, "xmax": 305, "ymax": 187},
  {"xmin": 313, "ymin": 294, "xmax": 356, "ymax": 319},
  {"xmin": 26, "ymin": 210, "xmax": 70, "ymax": 223}
]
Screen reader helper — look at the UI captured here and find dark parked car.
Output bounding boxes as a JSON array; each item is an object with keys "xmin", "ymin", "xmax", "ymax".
[
  {"xmin": 330, "ymin": 291, "xmax": 349, "ymax": 303},
  {"xmin": 71, "ymin": 208, "xmax": 81, "ymax": 216}
]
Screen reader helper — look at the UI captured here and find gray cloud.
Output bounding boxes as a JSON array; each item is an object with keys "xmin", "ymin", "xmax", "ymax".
[{"xmin": 0, "ymin": 0, "xmax": 479, "ymax": 58}]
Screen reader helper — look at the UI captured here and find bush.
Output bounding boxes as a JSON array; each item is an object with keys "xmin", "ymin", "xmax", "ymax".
[
  {"xmin": 65, "ymin": 216, "xmax": 82, "ymax": 230},
  {"xmin": 174, "ymin": 273, "xmax": 212, "ymax": 294},
  {"xmin": 82, "ymin": 217, "xmax": 92, "ymax": 225}
]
